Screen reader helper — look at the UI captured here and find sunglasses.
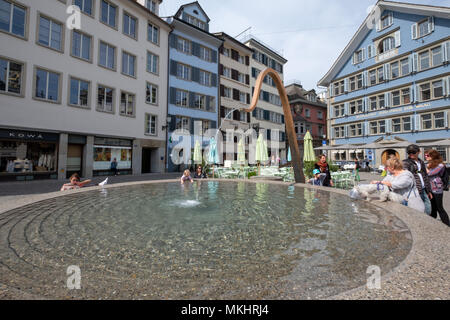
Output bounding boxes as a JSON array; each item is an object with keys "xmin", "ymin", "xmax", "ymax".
[
  {"xmin": 425, "ymin": 154, "xmax": 430, "ymax": 157},
  {"xmin": 407, "ymin": 151, "xmax": 418, "ymax": 155}
]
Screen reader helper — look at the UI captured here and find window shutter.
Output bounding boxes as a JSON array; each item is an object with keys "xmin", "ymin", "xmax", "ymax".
[
  {"xmin": 245, "ymin": 74, "xmax": 250, "ymax": 85},
  {"xmin": 344, "ymin": 102, "xmax": 349, "ymax": 116},
  {"xmin": 376, "ymin": 17, "xmax": 381, "ymax": 32},
  {"xmin": 219, "ymin": 64, "xmax": 224, "ymax": 76},
  {"xmin": 329, "ymin": 84, "xmax": 334, "ymax": 97},
  {"xmin": 330, "ymin": 126, "xmax": 335, "ymax": 139},
  {"xmin": 192, "ymin": 42, "xmax": 200, "ymax": 57},
  {"xmin": 352, "ymin": 53, "xmax": 356, "ymax": 65},
  {"xmin": 364, "ymin": 122, "xmax": 369, "ymax": 136},
  {"xmin": 246, "ymin": 93, "xmax": 250, "ymax": 104},
  {"xmin": 364, "ymin": 97, "xmax": 369, "ymax": 113},
  {"xmin": 211, "ymin": 73, "xmax": 217, "ymax": 87},
  {"xmin": 389, "ymin": 12, "xmax": 393, "ymax": 26},
  {"xmin": 219, "ymin": 46, "xmax": 224, "ymax": 54},
  {"xmin": 414, "ymin": 114, "xmax": 421, "ymax": 132},
  {"xmin": 411, "ymin": 23, "xmax": 418, "ymax": 40},
  {"xmin": 446, "ymin": 76, "xmax": 450, "ymax": 97},
  {"xmin": 281, "ymin": 115, "xmax": 285, "ymax": 123},
  {"xmin": 344, "ymin": 125, "xmax": 348, "ymax": 138},
  {"xmin": 443, "ymin": 77, "xmax": 448, "ymax": 97},
  {"xmin": 220, "ymin": 84, "xmax": 224, "ymax": 97},
  {"xmin": 386, "ymin": 119, "xmax": 392, "ymax": 133},
  {"xmin": 385, "ymin": 92, "xmax": 391, "ymax": 108},
  {"xmin": 363, "ymin": 70, "xmax": 368, "ymax": 88},
  {"xmin": 368, "ymin": 44, "xmax": 375, "ymax": 58},
  {"xmin": 408, "ymin": 54, "xmax": 413, "ymax": 73},
  {"xmin": 211, "ymin": 50, "xmax": 217, "ymax": 63},
  {"xmin": 170, "ymin": 60, "xmax": 177, "ymax": 76},
  {"xmin": 220, "ymin": 106, "xmax": 225, "ymax": 118},
  {"xmin": 415, "ymin": 84, "xmax": 420, "ymax": 102},
  {"xmin": 211, "ymin": 121, "xmax": 216, "ymax": 129},
  {"xmin": 443, "ymin": 41, "xmax": 449, "ymax": 63},
  {"xmin": 191, "ymin": 67, "xmax": 200, "ymax": 83},
  {"xmin": 232, "ymin": 88, "xmax": 239, "ymax": 101},
  {"xmin": 410, "ymin": 85, "xmax": 415, "ymax": 102},
  {"xmin": 428, "ymin": 16, "xmax": 434, "ymax": 33},
  {"xmin": 169, "ymin": 87, "xmax": 177, "ymax": 104},
  {"xmin": 412, "ymin": 52, "xmax": 418, "ymax": 72},
  {"xmin": 169, "ymin": 116, "xmax": 177, "ymax": 132},
  {"xmin": 251, "ymin": 67, "xmax": 256, "ymax": 78},
  {"xmin": 247, "ymin": 112, "xmax": 250, "ymax": 123},
  {"xmin": 444, "ymin": 111, "xmax": 448, "ymax": 128},
  {"xmin": 169, "ymin": 33, "xmax": 178, "ymax": 48},
  {"xmin": 344, "ymin": 78, "xmax": 349, "ymax": 93},
  {"xmin": 362, "ymin": 47, "xmax": 366, "ymax": 61},
  {"xmin": 245, "ymin": 56, "xmax": 249, "ymax": 66},
  {"xmin": 394, "ymin": 30, "xmax": 401, "ymax": 47},
  {"xmin": 267, "ymin": 129, "xmax": 271, "ymax": 141},
  {"xmin": 190, "ymin": 118, "xmax": 196, "ymax": 135},
  {"xmin": 252, "ymin": 108, "xmax": 257, "ymax": 117},
  {"xmin": 263, "ymin": 91, "xmax": 269, "ymax": 102},
  {"xmin": 189, "ymin": 92, "xmax": 195, "ymax": 108},
  {"xmin": 205, "ymin": 96, "xmax": 210, "ymax": 111},
  {"xmin": 384, "ymin": 63, "xmax": 390, "ymax": 81}
]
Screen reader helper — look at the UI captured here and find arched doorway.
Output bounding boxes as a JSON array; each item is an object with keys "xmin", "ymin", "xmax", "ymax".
[{"xmin": 381, "ymin": 149, "xmax": 400, "ymax": 165}]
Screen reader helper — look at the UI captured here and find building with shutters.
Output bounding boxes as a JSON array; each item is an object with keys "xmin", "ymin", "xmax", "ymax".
[
  {"xmin": 285, "ymin": 82, "xmax": 328, "ymax": 157},
  {"xmin": 243, "ymin": 36, "xmax": 288, "ymax": 161},
  {"xmin": 0, "ymin": 0, "xmax": 170, "ymax": 181},
  {"xmin": 214, "ymin": 32, "xmax": 253, "ymax": 162},
  {"xmin": 318, "ymin": 1, "xmax": 450, "ymax": 167},
  {"xmin": 166, "ymin": 1, "xmax": 222, "ymax": 172}
]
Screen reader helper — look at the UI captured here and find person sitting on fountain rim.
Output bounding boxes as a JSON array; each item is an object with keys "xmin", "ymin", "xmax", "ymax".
[
  {"xmin": 60, "ymin": 173, "xmax": 91, "ymax": 191},
  {"xmin": 307, "ymin": 169, "xmax": 325, "ymax": 186},
  {"xmin": 193, "ymin": 165, "xmax": 207, "ymax": 179},
  {"xmin": 180, "ymin": 169, "xmax": 194, "ymax": 184}
]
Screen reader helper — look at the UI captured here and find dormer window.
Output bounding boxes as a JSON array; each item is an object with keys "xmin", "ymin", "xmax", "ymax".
[
  {"xmin": 352, "ymin": 48, "xmax": 365, "ymax": 64},
  {"xmin": 378, "ymin": 36, "xmax": 395, "ymax": 54},
  {"xmin": 377, "ymin": 12, "xmax": 393, "ymax": 31},
  {"xmin": 145, "ymin": 0, "xmax": 156, "ymax": 13},
  {"xmin": 185, "ymin": 13, "xmax": 206, "ymax": 30},
  {"xmin": 411, "ymin": 17, "xmax": 434, "ymax": 39}
]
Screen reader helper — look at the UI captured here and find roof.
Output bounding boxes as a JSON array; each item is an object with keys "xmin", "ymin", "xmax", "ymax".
[
  {"xmin": 286, "ymin": 83, "xmax": 327, "ymax": 108},
  {"xmin": 127, "ymin": 0, "xmax": 171, "ymax": 29},
  {"xmin": 317, "ymin": 0, "xmax": 450, "ymax": 87},
  {"xmin": 170, "ymin": 17, "xmax": 223, "ymax": 45},
  {"xmin": 243, "ymin": 36, "xmax": 287, "ymax": 63},
  {"xmin": 213, "ymin": 32, "xmax": 253, "ymax": 54},
  {"xmin": 174, "ymin": 1, "xmax": 210, "ymax": 23}
]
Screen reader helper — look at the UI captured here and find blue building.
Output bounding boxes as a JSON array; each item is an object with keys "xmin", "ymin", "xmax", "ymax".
[
  {"xmin": 166, "ymin": 2, "xmax": 222, "ymax": 172},
  {"xmin": 318, "ymin": 1, "xmax": 450, "ymax": 166}
]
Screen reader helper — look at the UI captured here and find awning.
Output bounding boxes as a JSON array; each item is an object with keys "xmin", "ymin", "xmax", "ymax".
[
  {"xmin": 356, "ymin": 149, "xmax": 363, "ymax": 153},
  {"xmin": 339, "ymin": 150, "xmax": 346, "ymax": 153},
  {"xmin": 332, "ymin": 151, "xmax": 339, "ymax": 154},
  {"xmin": 349, "ymin": 149, "xmax": 356, "ymax": 153}
]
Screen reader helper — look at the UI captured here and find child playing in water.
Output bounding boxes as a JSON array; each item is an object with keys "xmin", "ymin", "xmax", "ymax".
[
  {"xmin": 307, "ymin": 169, "xmax": 324, "ymax": 186},
  {"xmin": 60, "ymin": 173, "xmax": 92, "ymax": 191},
  {"xmin": 180, "ymin": 169, "xmax": 193, "ymax": 184}
]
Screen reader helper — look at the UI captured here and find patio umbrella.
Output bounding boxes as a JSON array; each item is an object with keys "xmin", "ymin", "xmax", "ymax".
[
  {"xmin": 237, "ymin": 138, "xmax": 246, "ymax": 165},
  {"xmin": 255, "ymin": 134, "xmax": 268, "ymax": 175},
  {"xmin": 193, "ymin": 140, "xmax": 202, "ymax": 164},
  {"xmin": 303, "ymin": 131, "xmax": 316, "ymax": 162},
  {"xmin": 287, "ymin": 147, "xmax": 292, "ymax": 162},
  {"xmin": 207, "ymin": 137, "xmax": 219, "ymax": 178}
]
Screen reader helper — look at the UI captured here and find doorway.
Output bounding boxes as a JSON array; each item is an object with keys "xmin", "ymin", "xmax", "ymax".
[
  {"xmin": 381, "ymin": 149, "xmax": 400, "ymax": 165},
  {"xmin": 142, "ymin": 148, "xmax": 152, "ymax": 173},
  {"xmin": 66, "ymin": 144, "xmax": 83, "ymax": 178}
]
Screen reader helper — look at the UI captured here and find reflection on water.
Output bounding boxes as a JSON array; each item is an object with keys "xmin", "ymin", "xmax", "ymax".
[{"xmin": 0, "ymin": 182, "xmax": 412, "ymax": 299}]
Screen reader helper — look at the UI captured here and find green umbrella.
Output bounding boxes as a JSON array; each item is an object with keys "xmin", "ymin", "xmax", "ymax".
[
  {"xmin": 287, "ymin": 147, "xmax": 292, "ymax": 162},
  {"xmin": 255, "ymin": 134, "xmax": 268, "ymax": 163},
  {"xmin": 193, "ymin": 140, "xmax": 202, "ymax": 164},
  {"xmin": 237, "ymin": 138, "xmax": 246, "ymax": 164},
  {"xmin": 303, "ymin": 131, "xmax": 315, "ymax": 162}
]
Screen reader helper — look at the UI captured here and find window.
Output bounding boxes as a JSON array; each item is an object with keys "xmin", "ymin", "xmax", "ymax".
[
  {"xmin": 146, "ymin": 82, "xmax": 157, "ymax": 104},
  {"xmin": 391, "ymin": 61, "xmax": 399, "ymax": 79},
  {"xmin": 400, "ymin": 58, "xmax": 409, "ymax": 76},
  {"xmin": 380, "ymin": 14, "xmax": 392, "ymax": 29},
  {"xmin": 370, "ymin": 121, "xmax": 378, "ymax": 135},
  {"xmin": 354, "ymin": 49, "xmax": 364, "ymax": 64},
  {"xmin": 369, "ymin": 70, "xmax": 376, "ymax": 86},
  {"xmin": 97, "ymin": 85, "xmax": 114, "ymax": 112},
  {"xmin": 176, "ymin": 89, "xmax": 188, "ymax": 107},
  {"xmin": 349, "ymin": 123, "xmax": 362, "ymax": 137},
  {"xmin": 420, "ymin": 83, "xmax": 431, "ymax": 101},
  {"xmin": 223, "ymin": 86, "xmax": 231, "ymax": 98},
  {"xmin": 239, "ymin": 92, "xmax": 246, "ymax": 103},
  {"xmin": 435, "ymin": 146, "xmax": 447, "ymax": 162},
  {"xmin": 377, "ymin": 66, "xmax": 384, "ymax": 83},
  {"xmin": 223, "ymin": 66, "xmax": 231, "ymax": 78},
  {"xmin": 69, "ymin": 77, "xmax": 89, "ymax": 107},
  {"xmin": 202, "ymin": 120, "xmax": 210, "ymax": 134},
  {"xmin": 223, "ymin": 48, "xmax": 230, "ymax": 57},
  {"xmin": 417, "ymin": 19, "xmax": 433, "ymax": 38},
  {"xmin": 120, "ymin": 92, "xmax": 135, "ymax": 116},
  {"xmin": 199, "ymin": 70, "xmax": 211, "ymax": 86},
  {"xmin": 392, "ymin": 90, "xmax": 400, "ymax": 106},
  {"xmin": 147, "ymin": 23, "xmax": 158, "ymax": 44},
  {"xmin": 176, "ymin": 117, "xmax": 189, "ymax": 131},
  {"xmin": 239, "ymin": 111, "xmax": 246, "ymax": 122},
  {"xmin": 35, "ymin": 68, "xmax": 60, "ymax": 102},
  {"xmin": 431, "ymin": 46, "xmax": 442, "ymax": 66},
  {"xmin": 199, "ymin": 46, "xmax": 211, "ymax": 61},
  {"xmin": 356, "ymin": 74, "xmax": 363, "ymax": 89},
  {"xmin": 145, "ymin": 0, "xmax": 156, "ymax": 13},
  {"xmin": 0, "ymin": 0, "xmax": 26, "ymax": 37},
  {"xmin": 401, "ymin": 88, "xmax": 410, "ymax": 105},
  {"xmin": 419, "ymin": 50, "xmax": 430, "ymax": 70},
  {"xmin": 392, "ymin": 118, "xmax": 401, "ymax": 132},
  {"xmin": 379, "ymin": 37, "xmax": 395, "ymax": 54},
  {"xmin": 74, "ymin": 0, "xmax": 93, "ymax": 16},
  {"xmin": 432, "ymin": 80, "xmax": 443, "ymax": 98},
  {"xmin": 145, "ymin": 114, "xmax": 157, "ymax": 135},
  {"xmin": 370, "ymin": 97, "xmax": 377, "ymax": 111},
  {"xmin": 350, "ymin": 101, "xmax": 356, "ymax": 114},
  {"xmin": 357, "ymin": 100, "xmax": 363, "ymax": 113},
  {"xmin": 434, "ymin": 112, "xmax": 445, "ymax": 129},
  {"xmin": 122, "ymin": 52, "xmax": 136, "ymax": 77},
  {"xmin": 38, "ymin": 16, "xmax": 63, "ymax": 51},
  {"xmin": 194, "ymin": 93, "xmax": 205, "ymax": 109},
  {"xmin": 349, "ymin": 76, "xmax": 356, "ymax": 91},
  {"xmin": 177, "ymin": 37, "xmax": 190, "ymax": 54},
  {"xmin": 305, "ymin": 109, "xmax": 310, "ymax": 118},
  {"xmin": 421, "ymin": 113, "xmax": 432, "ymax": 130},
  {"xmin": 333, "ymin": 104, "xmax": 344, "ymax": 118},
  {"xmin": 403, "ymin": 117, "xmax": 411, "ymax": 131},
  {"xmin": 72, "ymin": 30, "xmax": 91, "ymax": 61},
  {"xmin": 333, "ymin": 80, "xmax": 344, "ymax": 95},
  {"xmin": 123, "ymin": 12, "xmax": 137, "ymax": 39},
  {"xmin": 176, "ymin": 63, "xmax": 190, "ymax": 80},
  {"xmin": 378, "ymin": 94, "xmax": 385, "ymax": 109},
  {"xmin": 318, "ymin": 111, "xmax": 323, "ymax": 120},
  {"xmin": 146, "ymin": 51, "xmax": 158, "ymax": 74},
  {"xmin": 0, "ymin": 57, "xmax": 23, "ymax": 94},
  {"xmin": 100, "ymin": 0, "xmax": 116, "ymax": 28},
  {"xmin": 99, "ymin": 41, "xmax": 115, "ymax": 69}
]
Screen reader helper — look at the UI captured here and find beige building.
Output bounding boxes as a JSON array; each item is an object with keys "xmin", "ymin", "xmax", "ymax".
[
  {"xmin": 244, "ymin": 36, "xmax": 288, "ymax": 161},
  {"xmin": 214, "ymin": 32, "xmax": 252, "ymax": 162},
  {"xmin": 0, "ymin": 0, "xmax": 170, "ymax": 181}
]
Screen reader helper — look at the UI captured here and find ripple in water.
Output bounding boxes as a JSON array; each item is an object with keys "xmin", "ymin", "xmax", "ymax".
[{"xmin": 0, "ymin": 181, "xmax": 412, "ymax": 299}]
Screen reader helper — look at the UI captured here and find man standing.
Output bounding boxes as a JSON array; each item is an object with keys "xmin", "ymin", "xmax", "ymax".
[{"xmin": 403, "ymin": 144, "xmax": 432, "ymax": 215}]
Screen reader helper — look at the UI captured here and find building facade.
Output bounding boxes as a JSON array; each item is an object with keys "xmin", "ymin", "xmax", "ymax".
[
  {"xmin": 244, "ymin": 36, "xmax": 288, "ymax": 160},
  {"xmin": 0, "ymin": 0, "xmax": 171, "ymax": 181},
  {"xmin": 318, "ymin": 1, "xmax": 450, "ymax": 166},
  {"xmin": 285, "ymin": 82, "xmax": 327, "ymax": 156},
  {"xmin": 214, "ymin": 32, "xmax": 252, "ymax": 162},
  {"xmin": 166, "ymin": 1, "xmax": 222, "ymax": 172}
]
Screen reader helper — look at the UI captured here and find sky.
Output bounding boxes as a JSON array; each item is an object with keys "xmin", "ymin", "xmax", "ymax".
[{"xmin": 159, "ymin": 0, "xmax": 450, "ymax": 92}]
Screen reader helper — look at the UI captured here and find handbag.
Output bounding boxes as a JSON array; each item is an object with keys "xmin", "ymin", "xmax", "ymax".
[{"xmin": 401, "ymin": 184, "xmax": 417, "ymax": 207}]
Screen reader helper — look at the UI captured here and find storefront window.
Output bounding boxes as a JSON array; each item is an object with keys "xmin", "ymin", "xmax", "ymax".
[
  {"xmin": 0, "ymin": 141, "xmax": 57, "ymax": 174},
  {"xmin": 93, "ymin": 146, "xmax": 132, "ymax": 170}
]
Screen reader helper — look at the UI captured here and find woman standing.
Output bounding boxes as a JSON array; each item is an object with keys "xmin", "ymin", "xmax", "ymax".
[
  {"xmin": 425, "ymin": 150, "xmax": 449, "ymax": 226},
  {"xmin": 371, "ymin": 157, "xmax": 425, "ymax": 213},
  {"xmin": 354, "ymin": 158, "xmax": 361, "ymax": 182},
  {"xmin": 314, "ymin": 155, "xmax": 333, "ymax": 187}
]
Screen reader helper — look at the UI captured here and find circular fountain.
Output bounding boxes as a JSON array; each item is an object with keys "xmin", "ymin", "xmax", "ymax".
[{"xmin": 0, "ymin": 181, "xmax": 412, "ymax": 299}]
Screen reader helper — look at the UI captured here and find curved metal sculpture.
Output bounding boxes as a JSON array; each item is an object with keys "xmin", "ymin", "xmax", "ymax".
[{"xmin": 242, "ymin": 68, "xmax": 305, "ymax": 183}]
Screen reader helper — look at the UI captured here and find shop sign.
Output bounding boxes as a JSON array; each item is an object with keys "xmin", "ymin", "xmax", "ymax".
[{"xmin": 0, "ymin": 129, "xmax": 59, "ymax": 142}]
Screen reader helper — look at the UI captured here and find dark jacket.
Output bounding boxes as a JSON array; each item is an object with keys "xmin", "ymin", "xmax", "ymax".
[
  {"xmin": 402, "ymin": 158, "xmax": 431, "ymax": 194},
  {"xmin": 314, "ymin": 163, "xmax": 332, "ymax": 186},
  {"xmin": 193, "ymin": 171, "xmax": 207, "ymax": 179}
]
